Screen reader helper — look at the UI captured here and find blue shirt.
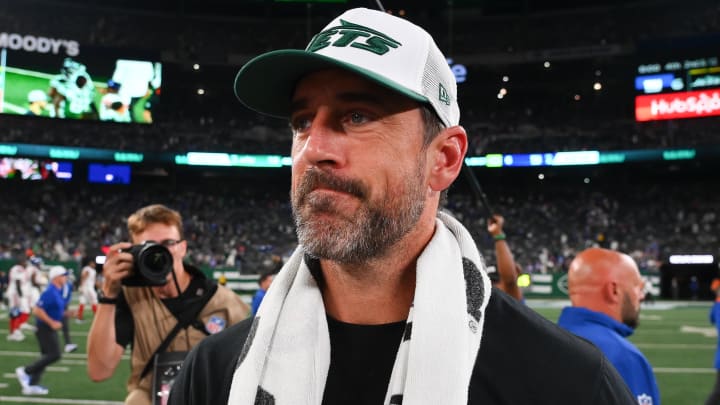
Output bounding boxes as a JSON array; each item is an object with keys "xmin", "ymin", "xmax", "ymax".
[
  {"xmin": 558, "ymin": 306, "xmax": 660, "ymax": 405},
  {"xmin": 251, "ymin": 289, "xmax": 266, "ymax": 315},
  {"xmin": 709, "ymin": 302, "xmax": 720, "ymax": 369},
  {"xmin": 35, "ymin": 283, "xmax": 66, "ymax": 326}
]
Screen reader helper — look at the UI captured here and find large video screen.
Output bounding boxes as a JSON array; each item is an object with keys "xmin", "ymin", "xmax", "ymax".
[
  {"xmin": 0, "ymin": 157, "xmax": 72, "ymax": 180},
  {"xmin": 88, "ymin": 163, "xmax": 131, "ymax": 184},
  {"xmin": 635, "ymin": 55, "xmax": 720, "ymax": 122},
  {"xmin": 0, "ymin": 33, "xmax": 161, "ymax": 124}
]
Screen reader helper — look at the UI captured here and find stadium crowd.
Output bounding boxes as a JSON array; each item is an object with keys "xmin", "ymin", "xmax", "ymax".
[
  {"xmin": 0, "ymin": 0, "xmax": 718, "ymax": 274},
  {"xmin": 0, "ymin": 177, "xmax": 716, "ymax": 276},
  {"xmin": 2, "ymin": 0, "xmax": 719, "ymax": 157},
  {"xmin": 4, "ymin": 108, "xmax": 720, "ymax": 158}
]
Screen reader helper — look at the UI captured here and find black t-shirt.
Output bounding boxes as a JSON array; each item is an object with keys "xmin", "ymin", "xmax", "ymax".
[
  {"xmin": 168, "ymin": 288, "xmax": 637, "ymax": 405},
  {"xmin": 323, "ymin": 316, "xmax": 405, "ymax": 405},
  {"xmin": 115, "ymin": 270, "xmax": 208, "ymax": 348}
]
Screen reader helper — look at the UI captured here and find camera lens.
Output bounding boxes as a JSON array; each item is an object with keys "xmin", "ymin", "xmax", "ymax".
[
  {"xmin": 142, "ymin": 248, "xmax": 170, "ymax": 272},
  {"xmin": 120, "ymin": 242, "xmax": 174, "ymax": 287},
  {"xmin": 137, "ymin": 243, "xmax": 173, "ymax": 285}
]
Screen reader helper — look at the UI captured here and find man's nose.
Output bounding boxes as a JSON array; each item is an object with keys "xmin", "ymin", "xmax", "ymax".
[{"xmin": 295, "ymin": 108, "xmax": 346, "ymax": 168}]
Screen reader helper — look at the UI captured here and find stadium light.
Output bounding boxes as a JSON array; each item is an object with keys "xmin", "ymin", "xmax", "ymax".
[{"xmin": 669, "ymin": 254, "xmax": 714, "ymax": 264}]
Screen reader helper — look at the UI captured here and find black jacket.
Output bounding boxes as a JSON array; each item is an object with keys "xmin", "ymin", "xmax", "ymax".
[{"xmin": 169, "ymin": 288, "xmax": 636, "ymax": 405}]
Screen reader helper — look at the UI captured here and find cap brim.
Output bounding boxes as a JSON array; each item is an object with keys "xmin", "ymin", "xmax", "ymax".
[{"xmin": 234, "ymin": 49, "xmax": 428, "ymax": 119}]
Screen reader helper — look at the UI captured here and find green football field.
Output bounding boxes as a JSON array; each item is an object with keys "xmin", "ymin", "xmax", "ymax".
[{"xmin": 0, "ymin": 299, "xmax": 715, "ymax": 404}]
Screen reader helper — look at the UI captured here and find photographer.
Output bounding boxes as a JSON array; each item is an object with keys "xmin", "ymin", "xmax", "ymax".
[{"xmin": 86, "ymin": 204, "xmax": 249, "ymax": 405}]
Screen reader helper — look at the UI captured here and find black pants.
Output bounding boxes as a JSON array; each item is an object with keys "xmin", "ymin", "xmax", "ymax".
[
  {"xmin": 62, "ymin": 313, "xmax": 72, "ymax": 345},
  {"xmin": 707, "ymin": 371, "xmax": 720, "ymax": 405},
  {"xmin": 25, "ymin": 323, "xmax": 61, "ymax": 385}
]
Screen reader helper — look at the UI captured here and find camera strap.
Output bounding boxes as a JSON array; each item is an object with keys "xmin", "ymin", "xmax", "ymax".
[{"xmin": 139, "ymin": 282, "xmax": 218, "ymax": 380}]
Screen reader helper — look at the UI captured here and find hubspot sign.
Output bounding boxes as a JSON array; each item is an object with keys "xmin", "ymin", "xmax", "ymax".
[{"xmin": 635, "ymin": 89, "xmax": 720, "ymax": 121}]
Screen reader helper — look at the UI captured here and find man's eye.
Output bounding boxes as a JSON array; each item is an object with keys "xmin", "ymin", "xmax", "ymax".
[
  {"xmin": 348, "ymin": 112, "xmax": 369, "ymax": 124},
  {"xmin": 290, "ymin": 117, "xmax": 311, "ymax": 132}
]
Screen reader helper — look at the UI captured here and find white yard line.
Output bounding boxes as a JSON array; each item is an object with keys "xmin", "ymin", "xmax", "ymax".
[
  {"xmin": 636, "ymin": 343, "xmax": 715, "ymax": 349},
  {"xmin": 45, "ymin": 366, "xmax": 69, "ymax": 372},
  {"xmin": 59, "ymin": 359, "xmax": 88, "ymax": 365},
  {"xmin": 653, "ymin": 367, "xmax": 715, "ymax": 374},
  {"xmin": 0, "ymin": 396, "xmax": 122, "ymax": 404},
  {"xmin": 0, "ymin": 329, "xmax": 89, "ymax": 337},
  {"xmin": 0, "ymin": 350, "xmax": 128, "ymax": 359}
]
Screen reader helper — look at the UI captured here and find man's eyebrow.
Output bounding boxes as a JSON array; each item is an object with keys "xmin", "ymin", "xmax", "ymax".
[
  {"xmin": 336, "ymin": 91, "xmax": 386, "ymax": 106},
  {"xmin": 290, "ymin": 91, "xmax": 389, "ymax": 115},
  {"xmin": 289, "ymin": 98, "xmax": 307, "ymax": 115}
]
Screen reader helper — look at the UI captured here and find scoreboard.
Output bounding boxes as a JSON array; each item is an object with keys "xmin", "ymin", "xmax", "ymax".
[{"xmin": 635, "ymin": 55, "xmax": 720, "ymax": 121}]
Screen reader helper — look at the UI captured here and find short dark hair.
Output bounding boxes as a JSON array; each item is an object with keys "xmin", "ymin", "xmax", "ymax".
[
  {"xmin": 258, "ymin": 272, "xmax": 274, "ymax": 284},
  {"xmin": 127, "ymin": 204, "xmax": 184, "ymax": 240},
  {"xmin": 420, "ymin": 104, "xmax": 445, "ymax": 147},
  {"xmin": 420, "ymin": 104, "xmax": 452, "ymax": 204},
  {"xmin": 81, "ymin": 256, "xmax": 96, "ymax": 267}
]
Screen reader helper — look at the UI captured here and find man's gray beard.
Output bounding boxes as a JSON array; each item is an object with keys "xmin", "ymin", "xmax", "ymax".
[{"xmin": 292, "ymin": 170, "xmax": 426, "ymax": 265}]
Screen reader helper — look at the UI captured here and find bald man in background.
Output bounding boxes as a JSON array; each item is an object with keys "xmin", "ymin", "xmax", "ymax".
[{"xmin": 558, "ymin": 247, "xmax": 660, "ymax": 405}]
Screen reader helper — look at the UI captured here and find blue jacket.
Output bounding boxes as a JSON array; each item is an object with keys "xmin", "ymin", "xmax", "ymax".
[
  {"xmin": 710, "ymin": 302, "xmax": 720, "ymax": 369},
  {"xmin": 251, "ymin": 289, "xmax": 266, "ymax": 315},
  {"xmin": 36, "ymin": 283, "xmax": 66, "ymax": 327},
  {"xmin": 558, "ymin": 306, "xmax": 660, "ymax": 405}
]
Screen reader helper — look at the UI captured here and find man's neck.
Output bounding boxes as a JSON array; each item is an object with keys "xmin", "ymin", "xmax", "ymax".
[{"xmin": 319, "ymin": 216, "xmax": 436, "ymax": 325}]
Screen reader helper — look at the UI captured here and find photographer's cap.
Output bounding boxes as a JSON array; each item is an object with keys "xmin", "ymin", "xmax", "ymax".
[
  {"xmin": 48, "ymin": 266, "xmax": 68, "ymax": 280},
  {"xmin": 234, "ymin": 7, "xmax": 459, "ymax": 127}
]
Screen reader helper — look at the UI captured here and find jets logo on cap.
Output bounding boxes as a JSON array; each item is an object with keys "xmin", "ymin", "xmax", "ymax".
[
  {"xmin": 306, "ymin": 19, "xmax": 401, "ymax": 56},
  {"xmin": 438, "ymin": 83, "xmax": 451, "ymax": 106}
]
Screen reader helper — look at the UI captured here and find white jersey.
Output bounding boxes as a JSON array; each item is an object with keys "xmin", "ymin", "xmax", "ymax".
[
  {"xmin": 80, "ymin": 266, "xmax": 97, "ymax": 292},
  {"xmin": 7, "ymin": 264, "xmax": 36, "ymax": 312},
  {"xmin": 79, "ymin": 265, "xmax": 98, "ymax": 305}
]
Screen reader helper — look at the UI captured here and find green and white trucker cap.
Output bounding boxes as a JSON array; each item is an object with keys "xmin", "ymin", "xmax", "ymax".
[{"xmin": 234, "ymin": 7, "xmax": 459, "ymax": 127}]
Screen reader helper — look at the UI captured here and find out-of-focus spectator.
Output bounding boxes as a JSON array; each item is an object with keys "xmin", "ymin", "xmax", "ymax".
[
  {"xmin": 251, "ymin": 272, "xmax": 274, "ymax": 316},
  {"xmin": 486, "ymin": 214, "xmax": 523, "ymax": 300}
]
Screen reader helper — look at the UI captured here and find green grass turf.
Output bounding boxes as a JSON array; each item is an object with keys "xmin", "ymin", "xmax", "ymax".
[
  {"xmin": 535, "ymin": 302, "xmax": 716, "ymax": 405},
  {"xmin": 1, "ymin": 300, "xmax": 129, "ymax": 404},
  {"xmin": 0, "ymin": 300, "xmax": 715, "ymax": 403}
]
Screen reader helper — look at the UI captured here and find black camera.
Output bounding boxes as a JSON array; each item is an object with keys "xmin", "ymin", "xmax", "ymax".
[{"xmin": 120, "ymin": 242, "xmax": 173, "ymax": 286}]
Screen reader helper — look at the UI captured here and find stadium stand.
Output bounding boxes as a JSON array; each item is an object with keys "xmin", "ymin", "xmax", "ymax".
[{"xmin": 0, "ymin": 0, "xmax": 718, "ymax": 276}]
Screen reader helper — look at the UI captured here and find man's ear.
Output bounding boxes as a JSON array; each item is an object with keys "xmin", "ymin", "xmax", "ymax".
[
  {"xmin": 603, "ymin": 281, "xmax": 621, "ymax": 304},
  {"xmin": 427, "ymin": 125, "xmax": 468, "ymax": 192}
]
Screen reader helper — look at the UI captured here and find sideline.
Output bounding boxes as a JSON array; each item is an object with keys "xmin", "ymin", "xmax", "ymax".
[
  {"xmin": 527, "ymin": 299, "xmax": 713, "ymax": 310},
  {"xmin": 0, "ymin": 396, "xmax": 122, "ymax": 404},
  {"xmin": 0, "ymin": 350, "xmax": 129, "ymax": 359},
  {"xmin": 653, "ymin": 367, "xmax": 715, "ymax": 374}
]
